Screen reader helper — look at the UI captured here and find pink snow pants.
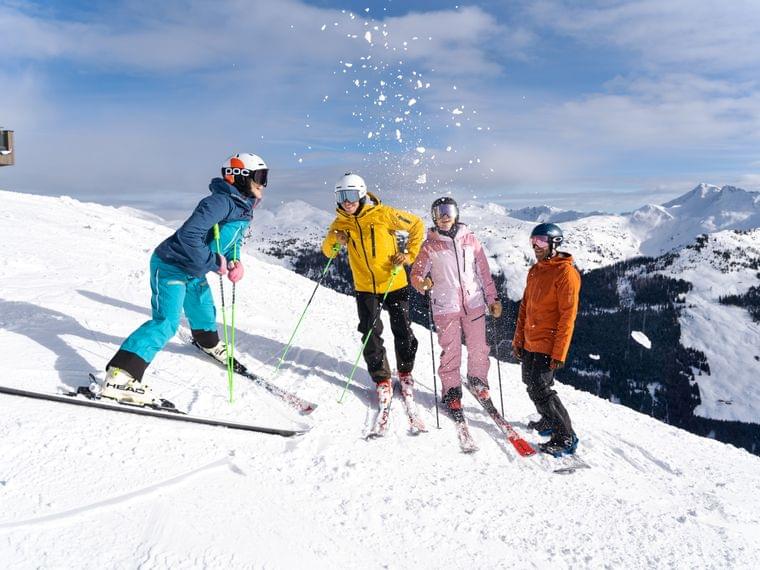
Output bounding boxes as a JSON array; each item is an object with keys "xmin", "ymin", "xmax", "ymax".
[{"xmin": 434, "ymin": 310, "xmax": 491, "ymax": 395}]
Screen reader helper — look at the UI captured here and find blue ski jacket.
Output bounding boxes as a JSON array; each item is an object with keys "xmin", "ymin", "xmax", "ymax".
[{"xmin": 154, "ymin": 178, "xmax": 256, "ymax": 277}]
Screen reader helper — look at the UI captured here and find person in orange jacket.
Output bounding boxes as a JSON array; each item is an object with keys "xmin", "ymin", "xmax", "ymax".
[{"xmin": 512, "ymin": 223, "xmax": 581, "ymax": 456}]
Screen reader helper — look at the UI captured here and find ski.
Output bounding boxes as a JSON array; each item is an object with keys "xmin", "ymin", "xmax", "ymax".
[
  {"xmin": 464, "ymin": 380, "xmax": 536, "ymax": 457},
  {"xmin": 365, "ymin": 402, "xmax": 392, "ymax": 439},
  {"xmin": 0, "ymin": 384, "xmax": 306, "ymax": 437},
  {"xmin": 552, "ymin": 456, "xmax": 591, "ymax": 475},
  {"xmin": 454, "ymin": 418, "xmax": 478, "ymax": 453},
  {"xmin": 398, "ymin": 374, "xmax": 427, "ymax": 435},
  {"xmin": 190, "ymin": 340, "xmax": 317, "ymax": 415}
]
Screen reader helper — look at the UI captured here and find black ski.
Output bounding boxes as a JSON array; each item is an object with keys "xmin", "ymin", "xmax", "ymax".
[
  {"xmin": 190, "ymin": 340, "xmax": 317, "ymax": 415},
  {"xmin": 0, "ymin": 384, "xmax": 307, "ymax": 437}
]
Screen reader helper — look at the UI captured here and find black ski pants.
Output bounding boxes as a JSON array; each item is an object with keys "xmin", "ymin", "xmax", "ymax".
[
  {"xmin": 356, "ymin": 286, "xmax": 418, "ymax": 383},
  {"xmin": 521, "ymin": 350, "xmax": 574, "ymax": 437}
]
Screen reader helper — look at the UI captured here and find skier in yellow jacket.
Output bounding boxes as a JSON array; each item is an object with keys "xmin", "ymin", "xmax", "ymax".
[{"xmin": 322, "ymin": 173, "xmax": 424, "ymax": 409}]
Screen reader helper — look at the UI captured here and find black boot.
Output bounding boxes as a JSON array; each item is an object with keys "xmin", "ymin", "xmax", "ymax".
[
  {"xmin": 443, "ymin": 387, "xmax": 464, "ymax": 422},
  {"xmin": 539, "ymin": 432, "xmax": 578, "ymax": 457}
]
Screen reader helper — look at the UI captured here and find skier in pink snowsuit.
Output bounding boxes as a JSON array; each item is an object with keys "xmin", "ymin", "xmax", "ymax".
[{"xmin": 410, "ymin": 197, "xmax": 502, "ymax": 417}]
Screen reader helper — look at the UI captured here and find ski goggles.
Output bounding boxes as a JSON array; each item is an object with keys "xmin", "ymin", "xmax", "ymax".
[
  {"xmin": 530, "ymin": 235, "xmax": 550, "ymax": 248},
  {"xmin": 224, "ymin": 167, "xmax": 268, "ymax": 187},
  {"xmin": 432, "ymin": 203, "xmax": 458, "ymax": 220},
  {"xmin": 335, "ymin": 189, "xmax": 363, "ymax": 203}
]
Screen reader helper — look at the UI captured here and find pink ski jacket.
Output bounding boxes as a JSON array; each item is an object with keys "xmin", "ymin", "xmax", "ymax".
[{"xmin": 410, "ymin": 224, "xmax": 498, "ymax": 317}]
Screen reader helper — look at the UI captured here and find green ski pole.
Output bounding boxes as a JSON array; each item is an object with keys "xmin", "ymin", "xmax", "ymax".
[
  {"xmin": 214, "ymin": 224, "xmax": 235, "ymax": 403},
  {"xmin": 273, "ymin": 243, "xmax": 342, "ymax": 376},
  {"xmin": 338, "ymin": 265, "xmax": 400, "ymax": 404}
]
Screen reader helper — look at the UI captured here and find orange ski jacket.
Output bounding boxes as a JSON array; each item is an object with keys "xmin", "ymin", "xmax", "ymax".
[{"xmin": 513, "ymin": 253, "xmax": 581, "ymax": 363}]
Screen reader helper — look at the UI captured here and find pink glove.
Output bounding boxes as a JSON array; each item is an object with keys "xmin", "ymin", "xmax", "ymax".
[
  {"xmin": 227, "ymin": 260, "xmax": 244, "ymax": 283},
  {"xmin": 216, "ymin": 254, "xmax": 227, "ymax": 275}
]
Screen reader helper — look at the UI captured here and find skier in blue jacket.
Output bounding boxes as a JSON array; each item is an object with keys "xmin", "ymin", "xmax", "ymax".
[{"xmin": 93, "ymin": 153, "xmax": 269, "ymax": 405}]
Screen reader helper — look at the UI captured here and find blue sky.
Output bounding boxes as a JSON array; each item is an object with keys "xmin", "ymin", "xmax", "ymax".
[{"xmin": 1, "ymin": 0, "xmax": 759, "ymax": 219}]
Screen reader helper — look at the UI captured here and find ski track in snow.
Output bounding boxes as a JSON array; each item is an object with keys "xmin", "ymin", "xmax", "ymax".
[{"xmin": 1, "ymin": 191, "xmax": 760, "ymax": 569}]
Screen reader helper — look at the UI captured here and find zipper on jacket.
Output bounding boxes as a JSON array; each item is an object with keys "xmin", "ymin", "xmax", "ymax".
[
  {"xmin": 355, "ymin": 217, "xmax": 377, "ymax": 293},
  {"xmin": 370, "ymin": 224, "xmax": 376, "ymax": 258},
  {"xmin": 451, "ymin": 239, "xmax": 468, "ymax": 315}
]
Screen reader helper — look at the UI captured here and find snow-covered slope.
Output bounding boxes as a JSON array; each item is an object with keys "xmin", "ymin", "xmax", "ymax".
[
  {"xmin": 2, "ymin": 190, "xmax": 760, "ymax": 569},
  {"xmin": 655, "ymin": 229, "xmax": 760, "ymax": 423}
]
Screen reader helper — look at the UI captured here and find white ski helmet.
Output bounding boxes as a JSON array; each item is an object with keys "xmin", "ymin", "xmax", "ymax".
[
  {"xmin": 222, "ymin": 153, "xmax": 268, "ymax": 189},
  {"xmin": 334, "ymin": 172, "xmax": 367, "ymax": 204}
]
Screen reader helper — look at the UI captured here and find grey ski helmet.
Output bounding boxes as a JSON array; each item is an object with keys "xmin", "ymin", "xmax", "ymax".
[
  {"xmin": 431, "ymin": 196, "xmax": 459, "ymax": 224},
  {"xmin": 530, "ymin": 223, "xmax": 563, "ymax": 254}
]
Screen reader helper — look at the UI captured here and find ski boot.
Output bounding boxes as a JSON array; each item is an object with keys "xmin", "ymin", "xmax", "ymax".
[
  {"xmin": 90, "ymin": 367, "xmax": 159, "ymax": 407},
  {"xmin": 376, "ymin": 378, "xmax": 393, "ymax": 408},
  {"xmin": 466, "ymin": 375, "xmax": 490, "ymax": 400},
  {"xmin": 443, "ymin": 386, "xmax": 465, "ymax": 422},
  {"xmin": 197, "ymin": 341, "xmax": 245, "ymax": 373},
  {"xmin": 398, "ymin": 372, "xmax": 414, "ymax": 399},
  {"xmin": 527, "ymin": 416, "xmax": 555, "ymax": 437},
  {"xmin": 538, "ymin": 433, "xmax": 579, "ymax": 457}
]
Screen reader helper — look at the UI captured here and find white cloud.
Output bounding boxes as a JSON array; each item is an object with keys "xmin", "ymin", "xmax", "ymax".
[{"xmin": 528, "ymin": 0, "xmax": 760, "ymax": 75}]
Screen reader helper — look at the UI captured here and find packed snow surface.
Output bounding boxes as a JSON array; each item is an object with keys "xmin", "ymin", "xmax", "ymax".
[{"xmin": 1, "ymin": 190, "xmax": 759, "ymax": 569}]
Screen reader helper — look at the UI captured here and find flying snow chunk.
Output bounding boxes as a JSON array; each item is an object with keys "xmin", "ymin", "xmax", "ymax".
[
  {"xmin": 367, "ymin": 131, "xmax": 373, "ymax": 139},
  {"xmin": 446, "ymin": 146, "xmax": 452, "ymax": 152},
  {"xmin": 321, "ymin": 24, "xmax": 326, "ymax": 31},
  {"xmin": 416, "ymin": 173, "xmax": 427, "ymax": 184},
  {"xmin": 344, "ymin": 62, "xmax": 353, "ymax": 68},
  {"xmin": 364, "ymin": 31, "xmax": 372, "ymax": 43},
  {"xmin": 452, "ymin": 108, "xmax": 463, "ymax": 115},
  {"xmin": 631, "ymin": 331, "xmax": 652, "ymax": 349},
  {"xmin": 395, "ymin": 129, "xmax": 401, "ymax": 141},
  {"xmin": 416, "ymin": 147, "xmax": 426, "ymax": 153},
  {"xmin": 589, "ymin": 354, "xmax": 600, "ymax": 361},
  {"xmin": 408, "ymin": 98, "xmax": 417, "ymax": 107}
]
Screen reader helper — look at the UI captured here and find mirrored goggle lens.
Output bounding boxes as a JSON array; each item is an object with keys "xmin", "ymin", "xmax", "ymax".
[
  {"xmin": 432, "ymin": 203, "xmax": 458, "ymax": 220},
  {"xmin": 336, "ymin": 189, "xmax": 362, "ymax": 203},
  {"xmin": 530, "ymin": 236, "xmax": 550, "ymax": 247},
  {"xmin": 251, "ymin": 169, "xmax": 268, "ymax": 187},
  {"xmin": 224, "ymin": 167, "xmax": 268, "ymax": 187}
]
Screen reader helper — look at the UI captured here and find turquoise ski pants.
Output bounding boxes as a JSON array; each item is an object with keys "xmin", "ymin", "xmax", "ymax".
[{"xmin": 120, "ymin": 254, "xmax": 217, "ymax": 364}]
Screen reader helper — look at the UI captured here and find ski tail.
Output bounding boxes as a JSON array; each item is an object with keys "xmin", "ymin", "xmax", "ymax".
[
  {"xmin": 0, "ymin": 383, "xmax": 307, "ymax": 437},
  {"xmin": 189, "ymin": 339, "xmax": 317, "ymax": 415}
]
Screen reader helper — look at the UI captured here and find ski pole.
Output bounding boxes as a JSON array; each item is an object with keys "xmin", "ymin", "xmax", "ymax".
[
  {"xmin": 494, "ymin": 321, "xmax": 505, "ymax": 418},
  {"xmin": 214, "ymin": 224, "xmax": 235, "ymax": 403},
  {"xmin": 338, "ymin": 266, "xmax": 401, "ymax": 404},
  {"xmin": 273, "ymin": 243, "xmax": 341, "ymax": 376},
  {"xmin": 426, "ymin": 291, "xmax": 440, "ymax": 429}
]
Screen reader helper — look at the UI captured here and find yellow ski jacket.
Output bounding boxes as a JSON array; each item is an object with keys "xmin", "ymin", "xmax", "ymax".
[{"xmin": 321, "ymin": 192, "xmax": 424, "ymax": 294}]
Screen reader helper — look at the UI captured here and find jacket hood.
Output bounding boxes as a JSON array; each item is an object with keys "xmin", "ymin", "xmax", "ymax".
[{"xmin": 335, "ymin": 191, "xmax": 382, "ymax": 218}]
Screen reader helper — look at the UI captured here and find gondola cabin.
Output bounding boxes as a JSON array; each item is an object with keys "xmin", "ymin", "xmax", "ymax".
[{"xmin": 0, "ymin": 129, "xmax": 14, "ymax": 166}]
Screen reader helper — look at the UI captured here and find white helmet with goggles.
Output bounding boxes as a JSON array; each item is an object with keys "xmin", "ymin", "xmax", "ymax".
[
  {"xmin": 334, "ymin": 172, "xmax": 367, "ymax": 205},
  {"xmin": 222, "ymin": 153, "xmax": 269, "ymax": 191}
]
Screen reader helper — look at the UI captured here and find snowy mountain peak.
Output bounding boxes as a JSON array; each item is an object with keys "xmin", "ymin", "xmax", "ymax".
[
  {"xmin": 507, "ymin": 204, "xmax": 606, "ymax": 223},
  {"xmin": 662, "ymin": 183, "xmax": 758, "ymax": 209}
]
